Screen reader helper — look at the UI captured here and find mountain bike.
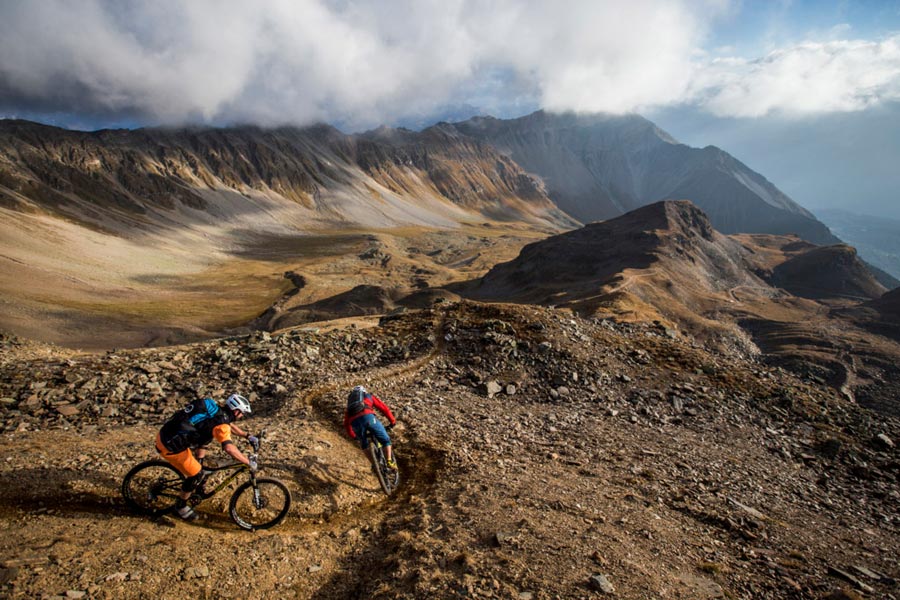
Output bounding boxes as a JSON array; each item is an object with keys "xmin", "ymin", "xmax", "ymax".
[
  {"xmin": 367, "ymin": 425, "xmax": 400, "ymax": 496},
  {"xmin": 121, "ymin": 432, "xmax": 291, "ymax": 530}
]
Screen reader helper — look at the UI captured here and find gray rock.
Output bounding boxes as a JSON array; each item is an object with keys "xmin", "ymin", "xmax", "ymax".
[
  {"xmin": 483, "ymin": 381, "xmax": 502, "ymax": 398},
  {"xmin": 874, "ymin": 433, "xmax": 895, "ymax": 449},
  {"xmin": 492, "ymin": 531, "xmax": 516, "ymax": 546},
  {"xmin": 589, "ymin": 573, "xmax": 615, "ymax": 594}
]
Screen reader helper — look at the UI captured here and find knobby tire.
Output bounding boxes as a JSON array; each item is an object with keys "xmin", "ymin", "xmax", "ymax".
[
  {"xmin": 121, "ymin": 460, "xmax": 184, "ymax": 516},
  {"xmin": 368, "ymin": 438, "xmax": 400, "ymax": 496},
  {"xmin": 228, "ymin": 478, "xmax": 291, "ymax": 531}
]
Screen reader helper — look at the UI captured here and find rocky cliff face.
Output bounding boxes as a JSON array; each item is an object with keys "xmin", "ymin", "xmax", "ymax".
[
  {"xmin": 0, "ymin": 119, "xmax": 575, "ymax": 235},
  {"xmin": 453, "ymin": 111, "xmax": 839, "ymax": 245}
]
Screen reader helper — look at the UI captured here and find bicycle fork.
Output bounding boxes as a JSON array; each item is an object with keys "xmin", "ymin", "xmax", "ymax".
[{"xmin": 249, "ymin": 472, "xmax": 267, "ymax": 509}]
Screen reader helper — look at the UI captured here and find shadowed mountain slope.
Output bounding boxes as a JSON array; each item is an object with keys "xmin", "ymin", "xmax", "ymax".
[
  {"xmin": 451, "ymin": 200, "xmax": 900, "ymax": 411},
  {"xmin": 463, "ymin": 200, "xmax": 769, "ymax": 343},
  {"xmin": 0, "ymin": 119, "xmax": 575, "ymax": 236},
  {"xmin": 453, "ymin": 111, "xmax": 839, "ymax": 245},
  {"xmin": 770, "ymin": 244, "xmax": 887, "ymax": 300},
  {"xmin": 870, "ymin": 286, "xmax": 900, "ymax": 315}
]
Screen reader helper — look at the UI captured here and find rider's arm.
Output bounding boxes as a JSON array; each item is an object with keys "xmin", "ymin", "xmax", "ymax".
[
  {"xmin": 370, "ymin": 396, "xmax": 397, "ymax": 426},
  {"xmin": 223, "ymin": 441, "xmax": 251, "ymax": 466},
  {"xmin": 229, "ymin": 423, "xmax": 250, "ymax": 439},
  {"xmin": 344, "ymin": 412, "xmax": 356, "ymax": 438},
  {"xmin": 213, "ymin": 424, "xmax": 252, "ymax": 466}
]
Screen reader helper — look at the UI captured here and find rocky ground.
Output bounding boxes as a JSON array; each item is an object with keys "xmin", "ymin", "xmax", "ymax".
[{"xmin": 0, "ymin": 301, "xmax": 898, "ymax": 599}]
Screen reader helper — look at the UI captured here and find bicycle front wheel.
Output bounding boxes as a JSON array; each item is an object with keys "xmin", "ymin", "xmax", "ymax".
[
  {"xmin": 228, "ymin": 478, "xmax": 291, "ymax": 531},
  {"xmin": 122, "ymin": 460, "xmax": 184, "ymax": 516}
]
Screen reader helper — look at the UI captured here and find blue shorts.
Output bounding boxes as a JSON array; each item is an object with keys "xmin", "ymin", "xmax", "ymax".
[{"xmin": 351, "ymin": 413, "xmax": 391, "ymax": 450}]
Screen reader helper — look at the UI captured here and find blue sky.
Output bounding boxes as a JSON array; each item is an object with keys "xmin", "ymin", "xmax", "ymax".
[{"xmin": 1, "ymin": 0, "xmax": 899, "ymax": 218}]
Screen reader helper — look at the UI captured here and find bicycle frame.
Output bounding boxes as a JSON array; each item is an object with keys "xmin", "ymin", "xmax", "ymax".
[
  {"xmin": 192, "ymin": 461, "xmax": 250, "ymax": 503},
  {"xmin": 124, "ymin": 431, "xmax": 290, "ymax": 530}
]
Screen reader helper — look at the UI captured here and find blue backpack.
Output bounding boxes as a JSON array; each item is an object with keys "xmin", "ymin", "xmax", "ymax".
[
  {"xmin": 161, "ymin": 398, "xmax": 221, "ymax": 452},
  {"xmin": 181, "ymin": 398, "xmax": 220, "ymax": 425}
]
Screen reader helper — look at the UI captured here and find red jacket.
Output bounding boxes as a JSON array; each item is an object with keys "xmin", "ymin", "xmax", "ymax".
[{"xmin": 344, "ymin": 394, "xmax": 396, "ymax": 438}]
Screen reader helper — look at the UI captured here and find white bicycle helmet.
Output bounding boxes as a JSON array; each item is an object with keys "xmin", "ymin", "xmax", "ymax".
[
  {"xmin": 352, "ymin": 385, "xmax": 367, "ymax": 395},
  {"xmin": 226, "ymin": 393, "xmax": 252, "ymax": 414}
]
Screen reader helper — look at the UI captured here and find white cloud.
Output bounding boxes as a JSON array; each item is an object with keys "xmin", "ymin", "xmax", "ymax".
[
  {"xmin": 693, "ymin": 36, "xmax": 900, "ymax": 117},
  {"xmin": 0, "ymin": 0, "xmax": 723, "ymax": 127},
  {"xmin": 0, "ymin": 0, "xmax": 898, "ymax": 128}
]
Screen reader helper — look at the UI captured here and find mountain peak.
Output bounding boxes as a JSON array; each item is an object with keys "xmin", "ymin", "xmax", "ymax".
[{"xmin": 597, "ymin": 199, "xmax": 716, "ymax": 240}]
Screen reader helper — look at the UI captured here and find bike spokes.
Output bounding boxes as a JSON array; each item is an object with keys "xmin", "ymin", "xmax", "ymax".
[
  {"xmin": 229, "ymin": 479, "xmax": 291, "ymax": 531},
  {"xmin": 122, "ymin": 461, "xmax": 184, "ymax": 516}
]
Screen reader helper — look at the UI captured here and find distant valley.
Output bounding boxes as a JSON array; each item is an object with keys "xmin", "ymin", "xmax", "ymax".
[
  {"xmin": 815, "ymin": 208, "xmax": 900, "ymax": 280},
  {"xmin": 1, "ymin": 112, "xmax": 899, "ymax": 412}
]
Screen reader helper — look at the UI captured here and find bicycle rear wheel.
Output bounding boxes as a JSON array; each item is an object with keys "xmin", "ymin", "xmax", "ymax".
[
  {"xmin": 122, "ymin": 460, "xmax": 184, "ymax": 516},
  {"xmin": 368, "ymin": 441, "xmax": 400, "ymax": 496},
  {"xmin": 228, "ymin": 478, "xmax": 291, "ymax": 531}
]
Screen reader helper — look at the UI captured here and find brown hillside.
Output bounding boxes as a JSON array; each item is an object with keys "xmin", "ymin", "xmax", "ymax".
[
  {"xmin": 463, "ymin": 200, "xmax": 771, "ymax": 351},
  {"xmin": 770, "ymin": 244, "xmax": 887, "ymax": 300},
  {"xmin": 868, "ymin": 285, "xmax": 900, "ymax": 315},
  {"xmin": 448, "ymin": 201, "xmax": 900, "ymax": 412},
  {"xmin": 0, "ymin": 302, "xmax": 897, "ymax": 599}
]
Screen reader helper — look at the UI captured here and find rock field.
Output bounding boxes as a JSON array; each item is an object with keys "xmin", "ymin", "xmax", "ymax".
[{"xmin": 0, "ymin": 300, "xmax": 897, "ymax": 599}]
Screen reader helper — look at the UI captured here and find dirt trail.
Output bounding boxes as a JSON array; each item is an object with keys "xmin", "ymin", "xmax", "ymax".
[
  {"xmin": 0, "ymin": 303, "xmax": 897, "ymax": 600},
  {"xmin": 0, "ymin": 312, "xmax": 453, "ymax": 599}
]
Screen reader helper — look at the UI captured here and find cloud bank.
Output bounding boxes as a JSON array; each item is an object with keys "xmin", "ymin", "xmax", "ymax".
[
  {"xmin": 695, "ymin": 37, "xmax": 900, "ymax": 117},
  {"xmin": 1, "ymin": 0, "xmax": 899, "ymax": 129}
]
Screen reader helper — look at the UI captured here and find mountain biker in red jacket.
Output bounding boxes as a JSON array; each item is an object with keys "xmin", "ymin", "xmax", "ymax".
[
  {"xmin": 343, "ymin": 385, "xmax": 397, "ymax": 469},
  {"xmin": 155, "ymin": 393, "xmax": 257, "ymax": 521}
]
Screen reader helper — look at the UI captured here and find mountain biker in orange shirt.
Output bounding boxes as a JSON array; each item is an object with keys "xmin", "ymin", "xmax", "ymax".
[
  {"xmin": 155, "ymin": 393, "xmax": 257, "ymax": 521},
  {"xmin": 343, "ymin": 385, "xmax": 397, "ymax": 470}
]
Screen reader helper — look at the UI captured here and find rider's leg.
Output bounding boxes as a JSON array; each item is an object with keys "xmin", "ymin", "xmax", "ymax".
[
  {"xmin": 156, "ymin": 436, "xmax": 203, "ymax": 498},
  {"xmin": 155, "ymin": 436, "xmax": 202, "ymax": 520},
  {"xmin": 369, "ymin": 418, "xmax": 394, "ymax": 463},
  {"xmin": 352, "ymin": 415, "xmax": 378, "ymax": 465}
]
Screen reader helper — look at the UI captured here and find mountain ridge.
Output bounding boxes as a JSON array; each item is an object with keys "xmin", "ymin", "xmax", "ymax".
[
  {"xmin": 1, "ymin": 110, "xmax": 838, "ymax": 246},
  {"xmin": 452, "ymin": 110, "xmax": 838, "ymax": 245}
]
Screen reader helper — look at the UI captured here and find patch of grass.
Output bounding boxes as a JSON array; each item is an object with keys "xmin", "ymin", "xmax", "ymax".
[
  {"xmin": 36, "ymin": 258, "xmax": 294, "ymax": 329},
  {"xmin": 697, "ymin": 561, "xmax": 724, "ymax": 574}
]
